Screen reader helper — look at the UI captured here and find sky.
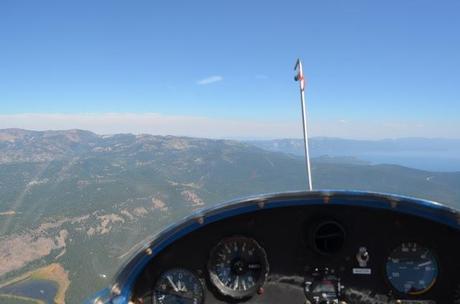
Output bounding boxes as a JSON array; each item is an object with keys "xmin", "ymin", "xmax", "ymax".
[{"xmin": 0, "ymin": 0, "xmax": 459, "ymax": 139}]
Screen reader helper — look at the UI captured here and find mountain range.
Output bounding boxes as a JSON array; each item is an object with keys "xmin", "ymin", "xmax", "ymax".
[{"xmin": 0, "ymin": 129, "xmax": 459, "ymax": 304}]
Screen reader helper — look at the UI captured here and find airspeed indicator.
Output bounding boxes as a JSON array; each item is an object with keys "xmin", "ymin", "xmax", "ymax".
[{"xmin": 385, "ymin": 242, "xmax": 438, "ymax": 295}]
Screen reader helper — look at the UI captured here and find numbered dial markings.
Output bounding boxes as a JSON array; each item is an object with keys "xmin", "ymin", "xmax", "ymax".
[
  {"xmin": 386, "ymin": 242, "xmax": 438, "ymax": 295},
  {"xmin": 208, "ymin": 236, "xmax": 269, "ymax": 299},
  {"xmin": 153, "ymin": 268, "xmax": 204, "ymax": 304}
]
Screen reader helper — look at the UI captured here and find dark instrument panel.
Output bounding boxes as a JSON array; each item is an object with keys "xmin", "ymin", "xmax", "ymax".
[{"xmin": 88, "ymin": 192, "xmax": 460, "ymax": 304}]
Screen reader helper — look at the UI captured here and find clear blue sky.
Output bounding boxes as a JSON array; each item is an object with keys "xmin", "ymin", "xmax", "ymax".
[{"xmin": 1, "ymin": 0, "xmax": 459, "ymax": 138}]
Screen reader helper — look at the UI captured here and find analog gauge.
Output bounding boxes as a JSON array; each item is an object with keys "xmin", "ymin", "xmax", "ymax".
[
  {"xmin": 153, "ymin": 268, "xmax": 204, "ymax": 304},
  {"xmin": 208, "ymin": 236, "xmax": 269, "ymax": 299},
  {"xmin": 386, "ymin": 242, "xmax": 438, "ymax": 295}
]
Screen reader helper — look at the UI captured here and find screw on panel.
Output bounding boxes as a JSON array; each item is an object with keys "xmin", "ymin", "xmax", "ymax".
[
  {"xmin": 111, "ymin": 284, "xmax": 121, "ymax": 296},
  {"xmin": 93, "ymin": 298, "xmax": 105, "ymax": 304},
  {"xmin": 145, "ymin": 247, "xmax": 153, "ymax": 255},
  {"xmin": 257, "ymin": 200, "xmax": 265, "ymax": 209},
  {"xmin": 196, "ymin": 216, "xmax": 204, "ymax": 225},
  {"xmin": 389, "ymin": 200, "xmax": 398, "ymax": 209}
]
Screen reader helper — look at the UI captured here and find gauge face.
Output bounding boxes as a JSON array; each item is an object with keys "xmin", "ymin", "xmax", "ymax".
[
  {"xmin": 208, "ymin": 236, "xmax": 269, "ymax": 299},
  {"xmin": 386, "ymin": 242, "xmax": 438, "ymax": 295},
  {"xmin": 153, "ymin": 268, "xmax": 204, "ymax": 304}
]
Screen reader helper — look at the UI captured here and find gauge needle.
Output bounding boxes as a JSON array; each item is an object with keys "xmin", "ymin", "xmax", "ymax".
[
  {"xmin": 418, "ymin": 261, "xmax": 432, "ymax": 267},
  {"xmin": 177, "ymin": 280, "xmax": 188, "ymax": 292},
  {"xmin": 167, "ymin": 276, "xmax": 179, "ymax": 292},
  {"xmin": 233, "ymin": 276, "xmax": 239, "ymax": 290}
]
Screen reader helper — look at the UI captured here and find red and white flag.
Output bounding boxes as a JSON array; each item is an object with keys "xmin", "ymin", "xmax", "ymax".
[{"xmin": 294, "ymin": 59, "xmax": 305, "ymax": 91}]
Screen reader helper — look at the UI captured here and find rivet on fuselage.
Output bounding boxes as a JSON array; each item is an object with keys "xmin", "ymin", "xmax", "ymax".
[{"xmin": 145, "ymin": 247, "xmax": 153, "ymax": 255}]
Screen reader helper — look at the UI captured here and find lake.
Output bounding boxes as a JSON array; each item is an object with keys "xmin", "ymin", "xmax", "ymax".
[{"xmin": 0, "ymin": 279, "xmax": 57, "ymax": 304}]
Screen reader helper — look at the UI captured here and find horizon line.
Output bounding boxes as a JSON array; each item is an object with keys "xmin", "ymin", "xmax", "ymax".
[{"xmin": 1, "ymin": 127, "xmax": 460, "ymax": 142}]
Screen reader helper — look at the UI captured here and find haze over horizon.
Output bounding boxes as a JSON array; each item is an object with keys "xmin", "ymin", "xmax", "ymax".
[
  {"xmin": 1, "ymin": 125, "xmax": 460, "ymax": 141},
  {"xmin": 1, "ymin": 113, "xmax": 459, "ymax": 140}
]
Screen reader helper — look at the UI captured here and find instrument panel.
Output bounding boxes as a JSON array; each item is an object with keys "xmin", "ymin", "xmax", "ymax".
[
  {"xmin": 86, "ymin": 192, "xmax": 460, "ymax": 304},
  {"xmin": 129, "ymin": 202, "xmax": 460, "ymax": 303}
]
